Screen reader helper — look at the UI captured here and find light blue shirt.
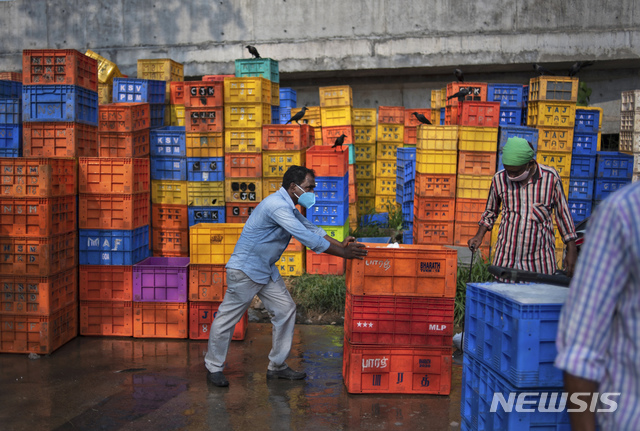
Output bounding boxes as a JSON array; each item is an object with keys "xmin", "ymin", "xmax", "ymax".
[{"xmin": 226, "ymin": 187, "xmax": 330, "ymax": 284}]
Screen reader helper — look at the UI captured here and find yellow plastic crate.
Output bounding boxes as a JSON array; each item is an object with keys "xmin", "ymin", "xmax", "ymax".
[
  {"xmin": 375, "ymin": 195, "xmax": 398, "ymax": 212},
  {"xmin": 440, "ymin": 87, "xmax": 447, "ymax": 107},
  {"xmin": 561, "ymin": 176, "xmax": 570, "ymax": 199},
  {"xmin": 85, "ymin": 49, "xmax": 122, "ymax": 84},
  {"xmin": 320, "ymin": 106, "xmax": 353, "ymax": 127},
  {"xmin": 320, "ymin": 220, "xmax": 350, "ymax": 242},
  {"xmin": 348, "ymin": 203, "xmax": 358, "ymax": 231},
  {"xmin": 357, "ymin": 197, "xmax": 376, "ymax": 214},
  {"xmin": 278, "ymin": 250, "xmax": 305, "ymax": 276},
  {"xmin": 355, "ymin": 143, "xmax": 376, "ymax": 162},
  {"xmin": 290, "ymin": 106, "xmax": 321, "ymax": 127},
  {"xmin": 98, "ymin": 83, "xmax": 112, "ymax": 105},
  {"xmin": 187, "ymin": 181, "xmax": 225, "ymax": 207},
  {"xmin": 377, "ymin": 124, "xmax": 404, "ymax": 143},
  {"xmin": 262, "ymin": 150, "xmax": 305, "ymax": 178},
  {"xmin": 151, "ymin": 180, "xmax": 188, "ymax": 205},
  {"xmin": 190, "ymin": 223, "xmax": 245, "ymax": 265},
  {"xmin": 355, "ymin": 162, "xmax": 376, "ymax": 180},
  {"xmin": 536, "ymin": 151, "xmax": 572, "ymax": 177},
  {"xmin": 137, "ymin": 58, "xmax": 183, "ymax": 82},
  {"xmin": 354, "ymin": 126, "xmax": 376, "ymax": 145},
  {"xmin": 375, "ymin": 159, "xmax": 397, "ymax": 178},
  {"xmin": 319, "ymin": 85, "xmax": 353, "ymax": 107},
  {"xmin": 431, "ymin": 89, "xmax": 442, "ymax": 109},
  {"xmin": 416, "ymin": 125, "xmax": 459, "ymax": 151},
  {"xmin": 529, "ymin": 76, "xmax": 578, "ymax": 102},
  {"xmin": 375, "ymin": 177, "xmax": 396, "ymax": 195},
  {"xmin": 186, "ymin": 132, "xmax": 224, "ymax": 158},
  {"xmin": 225, "ymin": 128, "xmax": 262, "ymax": 153},
  {"xmin": 356, "ymin": 179, "xmax": 376, "ymax": 197},
  {"xmin": 262, "ymin": 177, "xmax": 282, "ymax": 197},
  {"xmin": 537, "ymin": 127, "xmax": 574, "ymax": 153},
  {"xmin": 431, "ymin": 109, "xmax": 441, "ymax": 126},
  {"xmin": 224, "ymin": 178, "xmax": 263, "ymax": 203},
  {"xmin": 490, "ymin": 214, "xmax": 502, "ymax": 259},
  {"xmin": 224, "ymin": 77, "xmax": 272, "ymax": 104},
  {"xmin": 352, "ymin": 109, "xmax": 377, "ymax": 126},
  {"xmin": 458, "ymin": 126, "xmax": 499, "ymax": 152},
  {"xmin": 165, "ymin": 104, "xmax": 185, "ymax": 126},
  {"xmin": 527, "ymin": 101, "xmax": 577, "ymax": 128},
  {"xmin": 456, "ymin": 175, "xmax": 493, "ymax": 199},
  {"xmin": 416, "ymin": 150, "xmax": 457, "ymax": 174},
  {"xmin": 376, "ymin": 142, "xmax": 402, "ymax": 161},
  {"xmin": 224, "ymin": 104, "xmax": 272, "ymax": 128},
  {"xmin": 271, "ymin": 82, "xmax": 280, "ymax": 106}
]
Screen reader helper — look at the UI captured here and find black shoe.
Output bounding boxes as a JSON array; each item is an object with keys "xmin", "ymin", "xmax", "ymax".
[
  {"xmin": 207, "ymin": 371, "xmax": 229, "ymax": 387},
  {"xmin": 266, "ymin": 366, "xmax": 306, "ymax": 380}
]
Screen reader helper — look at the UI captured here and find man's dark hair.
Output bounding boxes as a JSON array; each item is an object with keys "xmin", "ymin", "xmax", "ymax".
[{"xmin": 282, "ymin": 165, "xmax": 315, "ymax": 189}]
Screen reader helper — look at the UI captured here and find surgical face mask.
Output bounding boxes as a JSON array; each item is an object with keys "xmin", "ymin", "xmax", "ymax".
[
  {"xmin": 507, "ymin": 164, "xmax": 531, "ymax": 182},
  {"xmin": 294, "ymin": 184, "xmax": 316, "ymax": 209}
]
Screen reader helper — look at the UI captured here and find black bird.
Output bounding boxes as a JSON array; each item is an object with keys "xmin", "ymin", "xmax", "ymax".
[
  {"xmin": 447, "ymin": 88, "xmax": 470, "ymax": 102},
  {"xmin": 412, "ymin": 112, "xmax": 432, "ymax": 125},
  {"xmin": 454, "ymin": 68, "xmax": 464, "ymax": 83},
  {"xmin": 533, "ymin": 63, "xmax": 555, "ymax": 76},
  {"xmin": 246, "ymin": 45, "xmax": 261, "ymax": 58},
  {"xmin": 568, "ymin": 61, "xmax": 594, "ymax": 77},
  {"xmin": 332, "ymin": 134, "xmax": 347, "ymax": 151},
  {"xmin": 286, "ymin": 107, "xmax": 308, "ymax": 125}
]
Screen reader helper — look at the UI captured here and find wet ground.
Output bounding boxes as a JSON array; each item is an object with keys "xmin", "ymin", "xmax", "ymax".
[{"xmin": 0, "ymin": 324, "xmax": 463, "ymax": 431}]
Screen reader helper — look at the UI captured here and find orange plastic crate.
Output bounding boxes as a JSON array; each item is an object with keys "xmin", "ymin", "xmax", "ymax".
[
  {"xmin": 79, "ymin": 265, "xmax": 133, "ymax": 301},
  {"xmin": 0, "ymin": 302, "xmax": 77, "ymax": 354},
  {"xmin": 342, "ymin": 341, "xmax": 452, "ymax": 394},
  {"xmin": 169, "ymin": 81, "xmax": 185, "ymax": 105},
  {"xmin": 412, "ymin": 219, "xmax": 455, "ymax": 247},
  {"xmin": 345, "ymin": 244, "xmax": 457, "ymax": 297},
  {"xmin": 0, "ymin": 72, "xmax": 21, "ymax": 81},
  {"xmin": 79, "ymin": 192, "xmax": 150, "ymax": 230},
  {"xmin": 202, "ymin": 74, "xmax": 234, "ymax": 82},
  {"xmin": 414, "ymin": 173, "xmax": 457, "ymax": 198},
  {"xmin": 151, "ymin": 204, "xmax": 189, "ymax": 230},
  {"xmin": 80, "ymin": 300, "xmax": 133, "ymax": 337},
  {"xmin": 306, "ymin": 145, "xmax": 349, "ymax": 177},
  {"xmin": 404, "ymin": 109, "xmax": 432, "ymax": 127},
  {"xmin": 152, "ymin": 228, "xmax": 189, "ymax": 254},
  {"xmin": 454, "ymin": 198, "xmax": 487, "ymax": 223},
  {"xmin": 306, "ymin": 249, "xmax": 345, "ymax": 275},
  {"xmin": 189, "ymin": 264, "xmax": 227, "ymax": 301},
  {"xmin": 378, "ymin": 106, "xmax": 405, "ymax": 124},
  {"xmin": 0, "ymin": 195, "xmax": 75, "ymax": 237},
  {"xmin": 99, "ymin": 130, "xmax": 150, "ymax": 158},
  {"xmin": 262, "ymin": 124, "xmax": 315, "ymax": 151},
  {"xmin": 79, "ymin": 157, "xmax": 150, "ymax": 194},
  {"xmin": 224, "ymin": 152, "xmax": 262, "ymax": 178},
  {"xmin": 22, "ymin": 49, "xmax": 98, "ymax": 91},
  {"xmin": 98, "ymin": 103, "xmax": 151, "ymax": 133},
  {"xmin": 413, "ymin": 196, "xmax": 456, "ymax": 221},
  {"xmin": 188, "ymin": 302, "xmax": 248, "ymax": 340},
  {"xmin": 0, "ymin": 232, "xmax": 77, "ymax": 277},
  {"xmin": 0, "ymin": 158, "xmax": 76, "ymax": 198},
  {"xmin": 182, "ymin": 80, "xmax": 223, "ymax": 108},
  {"xmin": 445, "ymin": 105, "xmax": 459, "ymax": 125},
  {"xmin": 23, "ymin": 122, "xmax": 98, "ymax": 158},
  {"xmin": 321, "ymin": 125, "xmax": 355, "ymax": 148},
  {"xmin": 225, "ymin": 202, "xmax": 258, "ymax": 223},
  {"xmin": 446, "ymin": 82, "xmax": 488, "ymax": 106},
  {"xmin": 0, "ymin": 268, "xmax": 77, "ymax": 315},
  {"xmin": 185, "ymin": 107, "xmax": 224, "ymax": 133},
  {"xmin": 403, "ymin": 126, "xmax": 417, "ymax": 145},
  {"xmin": 287, "ymin": 237, "xmax": 304, "ymax": 252},
  {"xmin": 459, "ymin": 102, "xmax": 500, "ymax": 127},
  {"xmin": 457, "ymin": 151, "xmax": 497, "ymax": 176},
  {"xmin": 133, "ymin": 302, "xmax": 188, "ymax": 339}
]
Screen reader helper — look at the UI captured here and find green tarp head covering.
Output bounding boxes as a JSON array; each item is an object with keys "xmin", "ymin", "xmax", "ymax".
[{"xmin": 502, "ymin": 137, "xmax": 534, "ymax": 166}]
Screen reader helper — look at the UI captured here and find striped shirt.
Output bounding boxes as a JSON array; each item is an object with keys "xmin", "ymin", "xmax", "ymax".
[
  {"xmin": 555, "ymin": 181, "xmax": 640, "ymax": 430},
  {"xmin": 479, "ymin": 162, "xmax": 576, "ymax": 274}
]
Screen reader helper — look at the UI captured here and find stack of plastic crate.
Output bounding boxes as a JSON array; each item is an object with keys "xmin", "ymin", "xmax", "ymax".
[
  {"xmin": 353, "ymin": 108, "xmax": 377, "ymax": 217},
  {"xmin": 375, "ymin": 106, "xmax": 404, "ymax": 212},
  {"xmin": 0, "ymin": 78, "xmax": 22, "ymax": 157},
  {"xmin": 593, "ymin": 151, "xmax": 633, "ymax": 208},
  {"xmin": 305, "ymin": 146, "xmax": 350, "ymax": 275},
  {"xmin": 278, "ymin": 87, "xmax": 297, "ymax": 124},
  {"xmin": 235, "ymin": 57, "xmax": 280, "ymax": 131},
  {"xmin": 413, "ymin": 126, "xmax": 459, "ymax": 247},
  {"xmin": 113, "ymin": 77, "xmax": 166, "ymax": 131},
  {"xmin": 430, "ymin": 89, "xmax": 442, "ymax": 126},
  {"xmin": 444, "ymin": 82, "xmax": 488, "ymax": 126},
  {"xmin": 462, "ymin": 282, "xmax": 571, "ymax": 430},
  {"xmin": 137, "ymin": 58, "xmax": 183, "ymax": 127},
  {"xmin": 342, "ymin": 244, "xmax": 457, "ymax": 394},
  {"xmin": 439, "ymin": 86, "xmax": 447, "ymax": 125},
  {"xmin": 85, "ymin": 50, "xmax": 123, "ymax": 105},
  {"xmin": 620, "ymin": 90, "xmax": 640, "ymax": 180},
  {"xmin": 396, "ymin": 147, "xmax": 416, "ymax": 243},
  {"xmin": 487, "ymin": 83, "xmax": 526, "ymax": 127},
  {"xmin": 319, "ymin": 86, "xmax": 354, "ymax": 150}
]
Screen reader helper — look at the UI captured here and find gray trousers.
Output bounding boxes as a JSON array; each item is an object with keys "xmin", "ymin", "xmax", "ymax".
[{"xmin": 204, "ymin": 268, "xmax": 296, "ymax": 373}]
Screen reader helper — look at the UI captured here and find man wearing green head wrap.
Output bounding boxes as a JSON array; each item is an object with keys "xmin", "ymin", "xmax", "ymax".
[{"xmin": 468, "ymin": 137, "xmax": 578, "ymax": 276}]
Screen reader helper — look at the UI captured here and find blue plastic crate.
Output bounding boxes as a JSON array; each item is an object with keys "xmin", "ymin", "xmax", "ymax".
[
  {"xmin": 279, "ymin": 107, "xmax": 291, "ymax": 125},
  {"xmin": 22, "ymin": 84, "xmax": 98, "ymax": 126},
  {"xmin": 498, "ymin": 107, "xmax": 523, "ymax": 127},
  {"xmin": 307, "ymin": 197, "xmax": 349, "ymax": 226},
  {"xmin": 402, "ymin": 201, "xmax": 414, "ymax": 224},
  {"xmin": 150, "ymin": 156, "xmax": 187, "ymax": 181},
  {"xmin": 402, "ymin": 230, "xmax": 413, "ymax": 244},
  {"xmin": 188, "ymin": 206, "xmax": 226, "ymax": 226},
  {"xmin": 461, "ymin": 355, "xmax": 570, "ymax": 431},
  {"xmin": 113, "ymin": 78, "xmax": 166, "ymax": 104},
  {"xmin": 594, "ymin": 178, "xmax": 631, "ymax": 201},
  {"xmin": 271, "ymin": 105, "xmax": 279, "ymax": 125},
  {"xmin": 498, "ymin": 126, "xmax": 539, "ymax": 171},
  {"xmin": 404, "ymin": 160, "xmax": 415, "ymax": 183},
  {"xmin": 396, "ymin": 147, "xmax": 416, "ymax": 164},
  {"xmin": 0, "ymin": 80, "xmax": 22, "ymax": 98},
  {"xmin": 568, "ymin": 178, "xmax": 594, "ymax": 201},
  {"xmin": 395, "ymin": 189, "xmax": 403, "ymax": 206},
  {"xmin": 596, "ymin": 151, "xmax": 633, "ymax": 179},
  {"xmin": 574, "ymin": 108, "xmax": 601, "ymax": 133},
  {"xmin": 279, "ymin": 88, "xmax": 297, "ymax": 108},
  {"xmin": 0, "ymin": 98, "xmax": 22, "ymax": 124},
  {"xmin": 79, "ymin": 225, "xmax": 151, "ymax": 265},
  {"xmin": 439, "ymin": 108, "xmax": 445, "ymax": 125},
  {"xmin": 487, "ymin": 83, "xmax": 525, "ymax": 108},
  {"xmin": 569, "ymin": 155, "xmax": 596, "ymax": 178},
  {"xmin": 403, "ymin": 179, "xmax": 415, "ymax": 202},
  {"xmin": 568, "ymin": 199, "xmax": 592, "ymax": 224},
  {"xmin": 149, "ymin": 104, "xmax": 165, "ymax": 129},
  {"xmin": 187, "ymin": 157, "xmax": 224, "ymax": 182},
  {"xmin": 0, "ymin": 124, "xmax": 22, "ymax": 152},
  {"xmin": 150, "ymin": 126, "xmax": 186, "ymax": 156},
  {"xmin": 572, "ymin": 131, "xmax": 598, "ymax": 156},
  {"xmin": 314, "ymin": 174, "xmax": 349, "ymax": 202},
  {"xmin": 234, "ymin": 58, "xmax": 279, "ymax": 83},
  {"xmin": 464, "ymin": 282, "xmax": 568, "ymax": 388},
  {"xmin": 361, "ymin": 212, "xmax": 388, "ymax": 227}
]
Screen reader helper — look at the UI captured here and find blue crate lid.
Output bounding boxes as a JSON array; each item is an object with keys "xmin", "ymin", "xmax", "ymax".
[{"xmin": 469, "ymin": 282, "xmax": 568, "ymax": 306}]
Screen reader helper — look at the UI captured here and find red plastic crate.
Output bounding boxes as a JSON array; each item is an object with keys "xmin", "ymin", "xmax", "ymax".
[
  {"xmin": 79, "ymin": 265, "xmax": 133, "ymax": 301},
  {"xmin": 80, "ymin": 300, "xmax": 133, "ymax": 337},
  {"xmin": 446, "ymin": 82, "xmax": 488, "ymax": 106},
  {"xmin": 23, "ymin": 122, "xmax": 99, "ymax": 158},
  {"xmin": 152, "ymin": 204, "xmax": 189, "ymax": 230},
  {"xmin": 0, "ymin": 195, "xmax": 75, "ymax": 237},
  {"xmin": 321, "ymin": 125, "xmax": 355, "ymax": 148},
  {"xmin": 188, "ymin": 302, "xmax": 248, "ymax": 341},
  {"xmin": 98, "ymin": 103, "xmax": 151, "ymax": 133},
  {"xmin": 457, "ymin": 151, "xmax": 497, "ymax": 176},
  {"xmin": 414, "ymin": 173, "xmax": 457, "ymax": 198},
  {"xmin": 132, "ymin": 302, "xmax": 188, "ymax": 339},
  {"xmin": 22, "ymin": 49, "xmax": 98, "ymax": 91},
  {"xmin": 184, "ymin": 107, "xmax": 224, "ymax": 133},
  {"xmin": 189, "ymin": 264, "xmax": 227, "ymax": 301},
  {"xmin": 445, "ymin": 105, "xmax": 459, "ymax": 125},
  {"xmin": 345, "ymin": 293, "xmax": 454, "ymax": 346},
  {"xmin": 79, "ymin": 192, "xmax": 150, "ymax": 230},
  {"xmin": 0, "ymin": 302, "xmax": 77, "ymax": 354},
  {"xmin": 0, "ymin": 232, "xmax": 77, "ymax": 277},
  {"xmin": 99, "ymin": 130, "xmax": 150, "ymax": 158},
  {"xmin": 404, "ymin": 109, "xmax": 432, "ymax": 127},
  {"xmin": 0, "ymin": 158, "xmax": 76, "ymax": 198},
  {"xmin": 459, "ymin": 102, "xmax": 500, "ymax": 127},
  {"xmin": 306, "ymin": 249, "xmax": 345, "ymax": 275},
  {"xmin": 342, "ymin": 340, "xmax": 452, "ymax": 394},
  {"xmin": 305, "ymin": 145, "xmax": 349, "ymax": 177},
  {"xmin": 225, "ymin": 202, "xmax": 258, "ymax": 224},
  {"xmin": 0, "ymin": 72, "xmax": 22, "ymax": 81},
  {"xmin": 152, "ymin": 228, "xmax": 189, "ymax": 254},
  {"xmin": 202, "ymin": 74, "xmax": 235, "ymax": 82},
  {"xmin": 224, "ymin": 152, "xmax": 263, "ymax": 178},
  {"xmin": 169, "ymin": 81, "xmax": 185, "ymax": 105},
  {"xmin": 79, "ymin": 157, "xmax": 150, "ymax": 194},
  {"xmin": 413, "ymin": 219, "xmax": 455, "ymax": 247},
  {"xmin": 262, "ymin": 124, "xmax": 315, "ymax": 150},
  {"xmin": 378, "ymin": 106, "xmax": 405, "ymax": 124},
  {"xmin": 0, "ymin": 268, "xmax": 77, "ymax": 315},
  {"xmin": 413, "ymin": 196, "xmax": 456, "ymax": 221},
  {"xmin": 182, "ymin": 81, "xmax": 224, "ymax": 108}
]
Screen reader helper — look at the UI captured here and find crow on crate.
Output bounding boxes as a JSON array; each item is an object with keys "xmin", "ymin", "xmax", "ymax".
[
  {"xmin": 246, "ymin": 45, "xmax": 261, "ymax": 58},
  {"xmin": 568, "ymin": 61, "xmax": 594, "ymax": 77},
  {"xmin": 533, "ymin": 63, "xmax": 555, "ymax": 76},
  {"xmin": 447, "ymin": 88, "xmax": 470, "ymax": 102},
  {"xmin": 285, "ymin": 106, "xmax": 308, "ymax": 125},
  {"xmin": 454, "ymin": 68, "xmax": 464, "ymax": 83},
  {"xmin": 332, "ymin": 134, "xmax": 347, "ymax": 151},
  {"xmin": 412, "ymin": 112, "xmax": 432, "ymax": 125}
]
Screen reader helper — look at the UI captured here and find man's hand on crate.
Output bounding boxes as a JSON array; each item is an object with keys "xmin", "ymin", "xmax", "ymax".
[{"xmin": 342, "ymin": 236, "xmax": 367, "ymax": 260}]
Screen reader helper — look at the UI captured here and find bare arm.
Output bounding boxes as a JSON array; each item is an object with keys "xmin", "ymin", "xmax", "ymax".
[{"xmin": 564, "ymin": 372, "xmax": 598, "ymax": 431}]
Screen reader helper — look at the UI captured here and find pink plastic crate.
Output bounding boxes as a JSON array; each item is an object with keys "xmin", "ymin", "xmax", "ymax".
[{"xmin": 132, "ymin": 257, "xmax": 190, "ymax": 302}]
